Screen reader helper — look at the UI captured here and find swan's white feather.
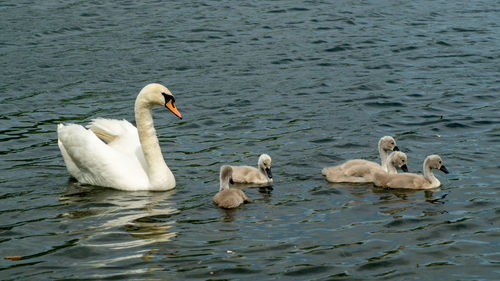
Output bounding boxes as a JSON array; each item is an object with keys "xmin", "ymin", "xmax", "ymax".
[
  {"xmin": 87, "ymin": 118, "xmax": 147, "ymax": 171},
  {"xmin": 57, "ymin": 123, "xmax": 150, "ymax": 190},
  {"xmin": 87, "ymin": 117, "xmax": 131, "ymax": 143}
]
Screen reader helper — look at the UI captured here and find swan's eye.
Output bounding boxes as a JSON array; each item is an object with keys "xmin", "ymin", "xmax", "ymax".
[{"xmin": 162, "ymin": 92, "xmax": 175, "ymax": 103}]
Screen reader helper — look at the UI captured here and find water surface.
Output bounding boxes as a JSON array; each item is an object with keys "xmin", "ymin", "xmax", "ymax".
[{"xmin": 1, "ymin": 1, "xmax": 499, "ymax": 280}]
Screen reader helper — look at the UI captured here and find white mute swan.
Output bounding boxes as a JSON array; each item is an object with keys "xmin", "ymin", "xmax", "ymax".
[
  {"xmin": 213, "ymin": 165, "xmax": 250, "ymax": 209},
  {"xmin": 322, "ymin": 136, "xmax": 400, "ymax": 180},
  {"xmin": 323, "ymin": 151, "xmax": 409, "ymax": 183},
  {"xmin": 230, "ymin": 154, "xmax": 273, "ymax": 184},
  {"xmin": 373, "ymin": 154, "xmax": 449, "ymax": 189},
  {"xmin": 57, "ymin": 83, "xmax": 182, "ymax": 191}
]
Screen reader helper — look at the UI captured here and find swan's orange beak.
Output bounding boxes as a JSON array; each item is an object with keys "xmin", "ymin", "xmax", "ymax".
[{"xmin": 166, "ymin": 99, "xmax": 182, "ymax": 119}]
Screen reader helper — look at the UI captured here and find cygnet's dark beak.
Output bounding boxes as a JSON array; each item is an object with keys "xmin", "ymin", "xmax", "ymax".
[
  {"xmin": 393, "ymin": 146, "xmax": 400, "ymax": 151},
  {"xmin": 401, "ymin": 164, "xmax": 408, "ymax": 172},
  {"xmin": 266, "ymin": 167, "xmax": 273, "ymax": 179},
  {"xmin": 229, "ymin": 178, "xmax": 234, "ymax": 184},
  {"xmin": 439, "ymin": 165, "xmax": 449, "ymax": 174}
]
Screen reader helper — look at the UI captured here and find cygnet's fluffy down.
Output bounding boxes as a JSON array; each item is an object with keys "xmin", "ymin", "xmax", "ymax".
[
  {"xmin": 230, "ymin": 154, "xmax": 273, "ymax": 184},
  {"xmin": 373, "ymin": 155, "xmax": 449, "ymax": 189},
  {"xmin": 322, "ymin": 136, "xmax": 400, "ymax": 183},
  {"xmin": 213, "ymin": 165, "xmax": 250, "ymax": 209},
  {"xmin": 323, "ymin": 151, "xmax": 408, "ymax": 183}
]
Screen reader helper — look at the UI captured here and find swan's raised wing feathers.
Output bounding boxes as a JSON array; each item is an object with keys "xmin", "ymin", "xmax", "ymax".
[
  {"xmin": 88, "ymin": 118, "xmax": 137, "ymax": 145},
  {"xmin": 87, "ymin": 118, "xmax": 147, "ymax": 170}
]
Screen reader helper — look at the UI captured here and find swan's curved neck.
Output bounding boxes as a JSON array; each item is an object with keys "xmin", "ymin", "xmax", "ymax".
[
  {"xmin": 135, "ymin": 96, "xmax": 173, "ymax": 188},
  {"xmin": 259, "ymin": 165, "xmax": 267, "ymax": 176},
  {"xmin": 220, "ymin": 179, "xmax": 229, "ymax": 191},
  {"xmin": 378, "ymin": 142, "xmax": 388, "ymax": 169},
  {"xmin": 383, "ymin": 156, "xmax": 397, "ymax": 174},
  {"xmin": 423, "ymin": 159, "xmax": 440, "ymax": 187}
]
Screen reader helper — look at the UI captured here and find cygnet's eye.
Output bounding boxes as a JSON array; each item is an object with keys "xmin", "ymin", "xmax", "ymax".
[
  {"xmin": 439, "ymin": 161, "xmax": 442, "ymax": 164},
  {"xmin": 402, "ymin": 159, "xmax": 405, "ymax": 163}
]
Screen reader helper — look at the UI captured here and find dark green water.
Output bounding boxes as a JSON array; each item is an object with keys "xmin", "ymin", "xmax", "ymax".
[{"xmin": 1, "ymin": 1, "xmax": 499, "ymax": 280}]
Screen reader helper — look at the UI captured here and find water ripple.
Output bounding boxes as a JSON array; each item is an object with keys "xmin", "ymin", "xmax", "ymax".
[{"xmin": 1, "ymin": 0, "xmax": 499, "ymax": 280}]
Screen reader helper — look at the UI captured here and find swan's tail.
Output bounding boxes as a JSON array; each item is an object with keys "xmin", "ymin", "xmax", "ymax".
[
  {"xmin": 322, "ymin": 166, "xmax": 340, "ymax": 176},
  {"xmin": 321, "ymin": 167, "xmax": 328, "ymax": 176},
  {"xmin": 57, "ymin": 124, "xmax": 82, "ymax": 178},
  {"xmin": 321, "ymin": 166, "xmax": 344, "ymax": 181}
]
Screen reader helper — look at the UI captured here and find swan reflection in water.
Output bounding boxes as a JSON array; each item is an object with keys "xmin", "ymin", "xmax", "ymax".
[{"xmin": 58, "ymin": 180, "xmax": 178, "ymax": 247}]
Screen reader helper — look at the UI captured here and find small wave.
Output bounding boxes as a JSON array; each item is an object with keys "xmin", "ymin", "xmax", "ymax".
[
  {"xmin": 324, "ymin": 44, "xmax": 351, "ymax": 52},
  {"xmin": 283, "ymin": 265, "xmax": 330, "ymax": 276},
  {"xmin": 364, "ymin": 101, "xmax": 405, "ymax": 108}
]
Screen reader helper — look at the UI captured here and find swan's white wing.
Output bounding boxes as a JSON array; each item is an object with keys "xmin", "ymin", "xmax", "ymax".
[
  {"xmin": 87, "ymin": 118, "xmax": 147, "ymax": 170},
  {"xmin": 57, "ymin": 123, "xmax": 149, "ymax": 190},
  {"xmin": 87, "ymin": 118, "xmax": 135, "ymax": 143}
]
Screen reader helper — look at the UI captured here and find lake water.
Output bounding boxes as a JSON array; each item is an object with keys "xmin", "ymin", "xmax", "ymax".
[{"xmin": 1, "ymin": 0, "xmax": 499, "ymax": 280}]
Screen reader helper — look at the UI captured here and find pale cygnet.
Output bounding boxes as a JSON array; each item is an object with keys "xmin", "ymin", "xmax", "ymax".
[
  {"xmin": 373, "ymin": 154, "xmax": 449, "ymax": 189},
  {"xmin": 322, "ymin": 136, "xmax": 400, "ymax": 181},
  {"xmin": 383, "ymin": 151, "xmax": 409, "ymax": 174},
  {"xmin": 230, "ymin": 154, "xmax": 273, "ymax": 184},
  {"xmin": 213, "ymin": 165, "xmax": 250, "ymax": 209},
  {"xmin": 323, "ymin": 151, "xmax": 409, "ymax": 183},
  {"xmin": 376, "ymin": 136, "xmax": 400, "ymax": 168}
]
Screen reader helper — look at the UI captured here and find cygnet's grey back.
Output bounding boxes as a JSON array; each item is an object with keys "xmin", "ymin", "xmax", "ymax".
[
  {"xmin": 214, "ymin": 165, "xmax": 250, "ymax": 208},
  {"xmin": 230, "ymin": 154, "xmax": 273, "ymax": 184},
  {"xmin": 213, "ymin": 188, "xmax": 248, "ymax": 209}
]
